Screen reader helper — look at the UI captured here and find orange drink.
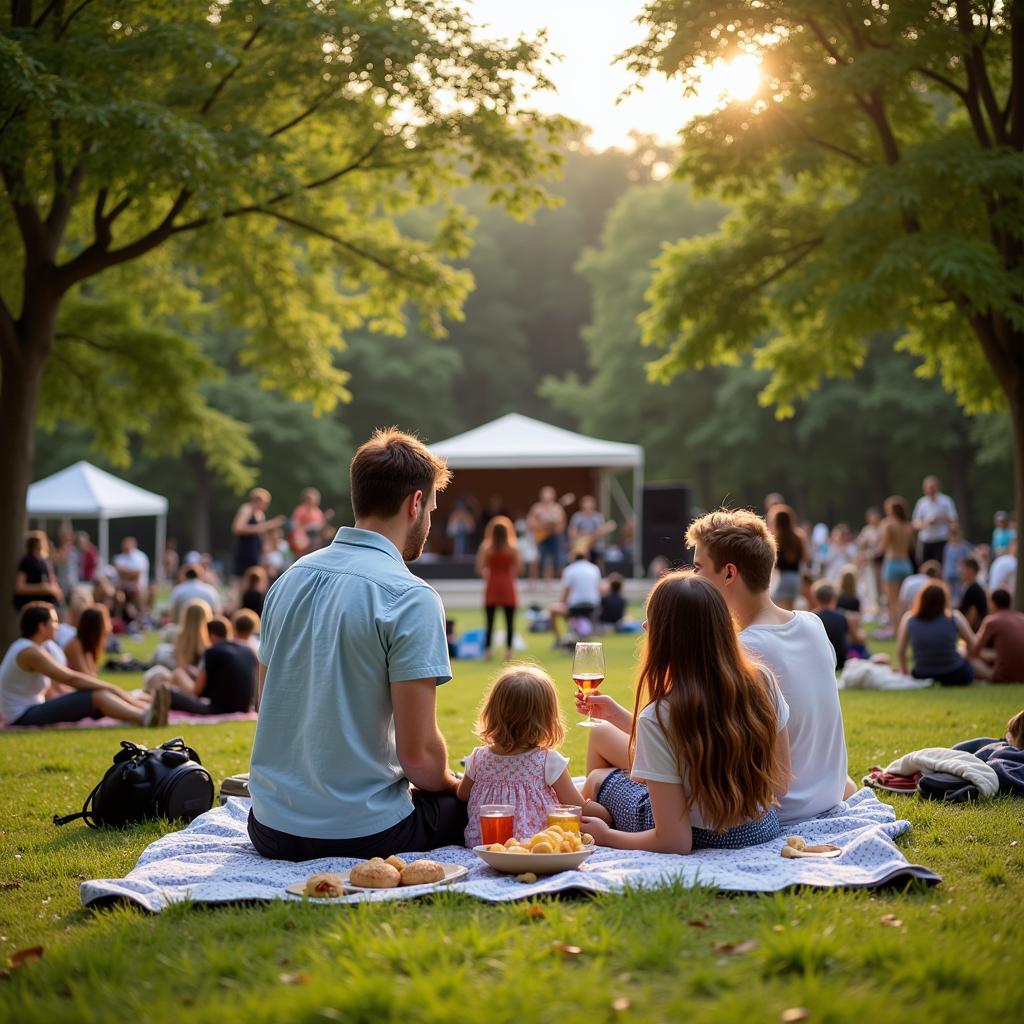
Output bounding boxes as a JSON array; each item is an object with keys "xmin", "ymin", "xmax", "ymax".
[
  {"xmin": 546, "ymin": 805, "xmax": 582, "ymax": 834},
  {"xmin": 480, "ymin": 804, "xmax": 515, "ymax": 845}
]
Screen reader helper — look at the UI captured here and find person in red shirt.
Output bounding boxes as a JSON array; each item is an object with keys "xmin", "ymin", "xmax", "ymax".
[
  {"xmin": 476, "ymin": 516, "xmax": 520, "ymax": 660},
  {"xmin": 973, "ymin": 589, "xmax": 1024, "ymax": 683}
]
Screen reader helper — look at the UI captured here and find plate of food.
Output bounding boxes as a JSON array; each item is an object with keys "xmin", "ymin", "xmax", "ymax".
[
  {"xmin": 287, "ymin": 856, "xmax": 468, "ymax": 898},
  {"xmin": 474, "ymin": 824, "xmax": 596, "ymax": 876}
]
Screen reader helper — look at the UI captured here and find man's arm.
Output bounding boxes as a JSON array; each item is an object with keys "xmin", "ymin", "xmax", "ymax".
[
  {"xmin": 391, "ymin": 679, "xmax": 459, "ymax": 793},
  {"xmin": 255, "ymin": 661, "xmax": 267, "ymax": 711}
]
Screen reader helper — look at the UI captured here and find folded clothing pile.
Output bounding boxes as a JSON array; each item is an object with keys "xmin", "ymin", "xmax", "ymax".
[{"xmin": 877, "ymin": 740, "xmax": 1024, "ymax": 803}]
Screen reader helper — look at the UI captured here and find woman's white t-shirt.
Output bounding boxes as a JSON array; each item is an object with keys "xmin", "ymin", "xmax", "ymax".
[
  {"xmin": 630, "ymin": 673, "xmax": 789, "ymax": 831},
  {"xmin": 0, "ymin": 639, "xmax": 47, "ymax": 725}
]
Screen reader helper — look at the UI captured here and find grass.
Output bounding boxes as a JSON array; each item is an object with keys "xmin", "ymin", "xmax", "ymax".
[{"xmin": 1, "ymin": 614, "xmax": 1021, "ymax": 1023}]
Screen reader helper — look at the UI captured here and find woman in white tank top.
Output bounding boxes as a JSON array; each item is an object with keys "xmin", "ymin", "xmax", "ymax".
[{"xmin": 0, "ymin": 604, "xmax": 169, "ymax": 728}]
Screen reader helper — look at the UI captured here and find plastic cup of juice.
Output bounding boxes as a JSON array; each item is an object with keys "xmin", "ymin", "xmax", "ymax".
[{"xmin": 546, "ymin": 805, "xmax": 582, "ymax": 834}]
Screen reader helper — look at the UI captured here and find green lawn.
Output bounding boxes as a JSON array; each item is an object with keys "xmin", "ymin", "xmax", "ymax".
[{"xmin": 1, "ymin": 618, "xmax": 1021, "ymax": 1023}]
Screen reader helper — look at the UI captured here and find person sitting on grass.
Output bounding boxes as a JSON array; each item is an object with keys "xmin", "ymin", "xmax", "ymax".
[
  {"xmin": 958, "ymin": 556, "xmax": 989, "ymax": 630},
  {"xmin": 171, "ymin": 598, "xmax": 211, "ymax": 697},
  {"xmin": 232, "ymin": 609, "xmax": 260, "ymax": 653},
  {"xmin": 578, "ymin": 573, "xmax": 791, "ymax": 853},
  {"xmin": 897, "ymin": 582, "xmax": 976, "ymax": 686},
  {"xmin": 810, "ymin": 581, "xmax": 849, "ymax": 672},
  {"xmin": 64, "ymin": 606, "xmax": 111, "ymax": 676},
  {"xmin": 549, "ymin": 546, "xmax": 602, "ymax": 643},
  {"xmin": 458, "ymin": 664, "xmax": 598, "ymax": 847},
  {"xmin": 0, "ymin": 603, "xmax": 168, "ymax": 727},
  {"xmin": 972, "ymin": 590, "xmax": 1024, "ymax": 684},
  {"xmin": 684, "ymin": 509, "xmax": 856, "ymax": 820},
  {"xmin": 598, "ymin": 573, "xmax": 627, "ymax": 631},
  {"xmin": 248, "ymin": 428, "xmax": 465, "ymax": 861}
]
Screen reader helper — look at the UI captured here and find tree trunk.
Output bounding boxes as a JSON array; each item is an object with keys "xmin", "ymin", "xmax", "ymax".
[
  {"xmin": 0, "ymin": 337, "xmax": 48, "ymax": 647},
  {"xmin": 1009, "ymin": 374, "xmax": 1024, "ymax": 613},
  {"xmin": 189, "ymin": 451, "xmax": 212, "ymax": 553}
]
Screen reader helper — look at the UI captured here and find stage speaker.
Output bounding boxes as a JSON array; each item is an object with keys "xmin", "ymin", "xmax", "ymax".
[{"xmin": 642, "ymin": 483, "xmax": 692, "ymax": 572}]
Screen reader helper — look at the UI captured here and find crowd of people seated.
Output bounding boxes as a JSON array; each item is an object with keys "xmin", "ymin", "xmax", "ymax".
[{"xmin": 761, "ymin": 481, "xmax": 1020, "ymax": 686}]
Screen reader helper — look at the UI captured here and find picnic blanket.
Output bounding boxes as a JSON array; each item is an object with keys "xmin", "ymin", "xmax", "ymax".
[
  {"xmin": 839, "ymin": 661, "xmax": 933, "ymax": 690},
  {"xmin": 2, "ymin": 710, "xmax": 257, "ymax": 730},
  {"xmin": 80, "ymin": 789, "xmax": 939, "ymax": 911}
]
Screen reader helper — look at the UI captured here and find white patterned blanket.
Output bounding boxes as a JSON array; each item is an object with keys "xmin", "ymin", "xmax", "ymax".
[{"xmin": 80, "ymin": 789, "xmax": 938, "ymax": 911}]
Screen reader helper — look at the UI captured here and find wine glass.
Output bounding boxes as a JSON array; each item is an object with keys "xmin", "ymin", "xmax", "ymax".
[{"xmin": 573, "ymin": 641, "xmax": 605, "ymax": 728}]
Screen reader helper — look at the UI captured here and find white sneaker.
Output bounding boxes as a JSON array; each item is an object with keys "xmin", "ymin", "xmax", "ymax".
[{"xmin": 142, "ymin": 683, "xmax": 170, "ymax": 728}]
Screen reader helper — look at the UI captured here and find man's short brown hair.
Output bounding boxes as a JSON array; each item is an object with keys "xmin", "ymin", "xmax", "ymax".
[
  {"xmin": 232, "ymin": 609, "xmax": 259, "ymax": 638},
  {"xmin": 685, "ymin": 509, "xmax": 777, "ymax": 594},
  {"xmin": 350, "ymin": 427, "xmax": 452, "ymax": 519}
]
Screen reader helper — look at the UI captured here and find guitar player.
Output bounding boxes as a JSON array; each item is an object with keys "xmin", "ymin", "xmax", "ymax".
[
  {"xmin": 527, "ymin": 486, "xmax": 570, "ymax": 581},
  {"xmin": 568, "ymin": 495, "xmax": 616, "ymax": 571}
]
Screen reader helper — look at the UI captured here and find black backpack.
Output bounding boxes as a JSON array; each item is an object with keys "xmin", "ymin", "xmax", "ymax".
[{"xmin": 53, "ymin": 737, "xmax": 214, "ymax": 829}]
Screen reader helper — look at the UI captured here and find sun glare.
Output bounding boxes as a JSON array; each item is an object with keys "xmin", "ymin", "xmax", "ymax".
[{"xmin": 700, "ymin": 54, "xmax": 761, "ymax": 104}]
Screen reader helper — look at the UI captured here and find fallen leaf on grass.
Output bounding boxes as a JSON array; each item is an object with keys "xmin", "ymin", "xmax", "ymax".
[
  {"xmin": 687, "ymin": 918, "xmax": 709, "ymax": 928},
  {"xmin": 550, "ymin": 943, "xmax": 583, "ymax": 957},
  {"xmin": 780, "ymin": 1010, "xmax": 810, "ymax": 1022},
  {"xmin": 526, "ymin": 905, "xmax": 545, "ymax": 920},
  {"xmin": 611, "ymin": 996, "xmax": 630, "ymax": 1012},
  {"xmin": 9, "ymin": 947, "xmax": 43, "ymax": 970},
  {"xmin": 771, "ymin": 924, "xmax": 785, "ymax": 932},
  {"xmin": 713, "ymin": 939, "xmax": 757, "ymax": 955},
  {"xmin": 278, "ymin": 972, "xmax": 309, "ymax": 986},
  {"xmin": 879, "ymin": 914, "xmax": 903, "ymax": 928}
]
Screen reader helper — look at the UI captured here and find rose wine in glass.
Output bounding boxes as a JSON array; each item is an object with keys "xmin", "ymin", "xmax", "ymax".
[{"xmin": 573, "ymin": 641, "xmax": 605, "ymax": 728}]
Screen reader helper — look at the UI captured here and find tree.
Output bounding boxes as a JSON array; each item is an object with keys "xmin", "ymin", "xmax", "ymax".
[
  {"xmin": 0, "ymin": 0, "xmax": 564, "ymax": 635},
  {"xmin": 630, "ymin": 1, "xmax": 1024, "ymax": 604},
  {"xmin": 544, "ymin": 178, "xmax": 1013, "ymax": 528}
]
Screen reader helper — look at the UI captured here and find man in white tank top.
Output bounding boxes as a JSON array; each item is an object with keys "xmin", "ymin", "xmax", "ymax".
[{"xmin": 686, "ymin": 509, "xmax": 855, "ymax": 823}]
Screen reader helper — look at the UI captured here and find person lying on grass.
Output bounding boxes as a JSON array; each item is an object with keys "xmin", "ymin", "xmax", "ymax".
[
  {"xmin": 578, "ymin": 572, "xmax": 791, "ymax": 854},
  {"xmin": 0, "ymin": 602, "xmax": 169, "ymax": 728}
]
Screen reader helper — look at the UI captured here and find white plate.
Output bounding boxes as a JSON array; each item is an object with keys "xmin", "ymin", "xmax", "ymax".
[
  {"xmin": 286, "ymin": 862, "xmax": 468, "ymax": 898},
  {"xmin": 474, "ymin": 844, "xmax": 595, "ymax": 875},
  {"xmin": 782, "ymin": 845, "xmax": 842, "ymax": 859}
]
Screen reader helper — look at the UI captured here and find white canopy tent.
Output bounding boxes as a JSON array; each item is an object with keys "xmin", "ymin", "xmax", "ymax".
[
  {"xmin": 26, "ymin": 461, "xmax": 168, "ymax": 576},
  {"xmin": 430, "ymin": 414, "xmax": 644, "ymax": 575}
]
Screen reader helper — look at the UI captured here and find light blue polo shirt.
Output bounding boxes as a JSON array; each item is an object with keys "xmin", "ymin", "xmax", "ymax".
[{"xmin": 249, "ymin": 527, "xmax": 452, "ymax": 840}]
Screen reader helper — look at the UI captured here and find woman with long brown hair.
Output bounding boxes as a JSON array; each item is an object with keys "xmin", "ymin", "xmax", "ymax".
[
  {"xmin": 578, "ymin": 572, "xmax": 791, "ymax": 853},
  {"xmin": 897, "ymin": 582, "xmax": 976, "ymax": 686},
  {"xmin": 768, "ymin": 505, "xmax": 807, "ymax": 611},
  {"xmin": 476, "ymin": 515, "xmax": 521, "ymax": 659},
  {"xmin": 64, "ymin": 606, "xmax": 111, "ymax": 676}
]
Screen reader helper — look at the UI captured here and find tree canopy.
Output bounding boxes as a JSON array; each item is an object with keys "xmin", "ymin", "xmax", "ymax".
[
  {"xmin": 628, "ymin": 0, "xmax": 1024, "ymax": 601},
  {"xmin": 0, "ymin": 0, "xmax": 567, "ymax": 632}
]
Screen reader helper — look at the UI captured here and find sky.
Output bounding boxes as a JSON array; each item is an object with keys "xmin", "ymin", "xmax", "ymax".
[{"xmin": 463, "ymin": 0, "xmax": 704, "ymax": 150}]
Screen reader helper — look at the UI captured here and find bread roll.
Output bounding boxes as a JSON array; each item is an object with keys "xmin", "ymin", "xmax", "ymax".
[
  {"xmin": 349, "ymin": 858, "xmax": 401, "ymax": 888},
  {"xmin": 400, "ymin": 859, "xmax": 446, "ymax": 886}
]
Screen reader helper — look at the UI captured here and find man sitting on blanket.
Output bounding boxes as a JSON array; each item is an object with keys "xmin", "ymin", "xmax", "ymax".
[
  {"xmin": 687, "ymin": 509, "xmax": 857, "ymax": 821},
  {"xmin": 247, "ymin": 429, "xmax": 465, "ymax": 861}
]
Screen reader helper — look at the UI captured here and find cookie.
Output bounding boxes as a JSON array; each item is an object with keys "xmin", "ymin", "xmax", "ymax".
[
  {"xmin": 349, "ymin": 858, "xmax": 401, "ymax": 888},
  {"xmin": 399, "ymin": 859, "xmax": 445, "ymax": 886}
]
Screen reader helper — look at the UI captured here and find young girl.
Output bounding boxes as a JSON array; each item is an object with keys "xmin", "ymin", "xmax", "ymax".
[
  {"xmin": 579, "ymin": 572, "xmax": 791, "ymax": 854},
  {"xmin": 458, "ymin": 664, "xmax": 595, "ymax": 847}
]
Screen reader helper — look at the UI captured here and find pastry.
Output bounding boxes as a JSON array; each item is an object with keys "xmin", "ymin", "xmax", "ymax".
[
  {"xmin": 349, "ymin": 857, "xmax": 401, "ymax": 888},
  {"xmin": 399, "ymin": 859, "xmax": 446, "ymax": 886},
  {"xmin": 385, "ymin": 855, "xmax": 407, "ymax": 872},
  {"xmin": 304, "ymin": 871, "xmax": 346, "ymax": 898},
  {"xmin": 786, "ymin": 835, "xmax": 807, "ymax": 850}
]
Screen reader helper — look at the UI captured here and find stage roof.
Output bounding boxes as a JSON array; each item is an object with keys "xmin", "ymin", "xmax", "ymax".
[{"xmin": 429, "ymin": 414, "xmax": 643, "ymax": 470}]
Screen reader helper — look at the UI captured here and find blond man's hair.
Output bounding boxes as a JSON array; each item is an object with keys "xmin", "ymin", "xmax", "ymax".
[
  {"xmin": 232, "ymin": 609, "xmax": 259, "ymax": 638},
  {"xmin": 477, "ymin": 663, "xmax": 565, "ymax": 755},
  {"xmin": 685, "ymin": 508, "xmax": 778, "ymax": 594}
]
